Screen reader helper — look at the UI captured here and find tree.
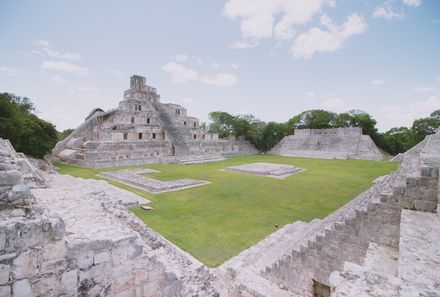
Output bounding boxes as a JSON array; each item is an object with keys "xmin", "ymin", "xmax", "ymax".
[
  {"xmin": 57, "ymin": 128, "xmax": 74, "ymax": 141},
  {"xmin": 382, "ymin": 127, "xmax": 413, "ymax": 155},
  {"xmin": 0, "ymin": 93, "xmax": 58, "ymax": 158},
  {"xmin": 208, "ymin": 111, "xmax": 236, "ymax": 138}
]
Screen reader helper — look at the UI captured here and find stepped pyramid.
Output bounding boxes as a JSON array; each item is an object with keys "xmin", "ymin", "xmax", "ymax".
[
  {"xmin": 52, "ymin": 75, "xmax": 257, "ymax": 167},
  {"xmin": 270, "ymin": 127, "xmax": 387, "ymax": 160}
]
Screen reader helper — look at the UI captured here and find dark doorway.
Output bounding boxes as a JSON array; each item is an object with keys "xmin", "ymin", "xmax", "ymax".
[{"xmin": 313, "ymin": 280, "xmax": 330, "ymax": 297}]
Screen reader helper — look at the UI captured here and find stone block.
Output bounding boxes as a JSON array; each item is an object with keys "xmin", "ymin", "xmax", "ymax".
[
  {"xmin": 0, "ymin": 171, "xmax": 22, "ymax": 186},
  {"xmin": 61, "ymin": 270, "xmax": 78, "ymax": 292},
  {"xmin": 94, "ymin": 251, "xmax": 110, "ymax": 265},
  {"xmin": 76, "ymin": 250, "xmax": 94, "ymax": 269},
  {"xmin": 0, "ymin": 231, "xmax": 5, "ymax": 252},
  {"xmin": 32, "ymin": 274, "xmax": 61, "ymax": 296},
  {"xmin": 11, "ymin": 250, "xmax": 37, "ymax": 279},
  {"xmin": 43, "ymin": 240, "xmax": 67, "ymax": 261},
  {"xmin": 41, "ymin": 258, "xmax": 67, "ymax": 274},
  {"xmin": 0, "ymin": 286, "xmax": 10, "ymax": 297},
  {"xmin": 414, "ymin": 200, "xmax": 437, "ymax": 212},
  {"xmin": 12, "ymin": 279, "xmax": 32, "ymax": 297},
  {"xmin": 0, "ymin": 265, "xmax": 9, "ymax": 285}
]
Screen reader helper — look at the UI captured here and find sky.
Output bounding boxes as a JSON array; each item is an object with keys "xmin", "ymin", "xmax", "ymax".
[{"xmin": 0, "ymin": 0, "xmax": 439, "ymax": 132}]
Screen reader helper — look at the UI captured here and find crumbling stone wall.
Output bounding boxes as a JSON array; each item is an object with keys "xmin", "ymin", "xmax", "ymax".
[
  {"xmin": 261, "ymin": 132, "xmax": 439, "ymax": 297},
  {"xmin": 1, "ymin": 140, "xmax": 218, "ymax": 296}
]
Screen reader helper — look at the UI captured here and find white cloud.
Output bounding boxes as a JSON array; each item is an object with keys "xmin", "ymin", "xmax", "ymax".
[
  {"xmin": 173, "ymin": 54, "xmax": 188, "ymax": 62},
  {"xmin": 41, "ymin": 60, "xmax": 90, "ymax": 76},
  {"xmin": 403, "ymin": 0, "xmax": 421, "ymax": 7},
  {"xmin": 74, "ymin": 86, "xmax": 99, "ymax": 98},
  {"xmin": 196, "ymin": 58, "xmax": 203, "ymax": 65},
  {"xmin": 51, "ymin": 75, "xmax": 67, "ymax": 84},
  {"xmin": 320, "ymin": 96, "xmax": 350, "ymax": 112},
  {"xmin": 211, "ymin": 62, "xmax": 220, "ymax": 69},
  {"xmin": 224, "ymin": 0, "xmax": 334, "ymax": 43},
  {"xmin": 162, "ymin": 61, "xmax": 199, "ymax": 86},
  {"xmin": 200, "ymin": 73, "xmax": 238, "ymax": 87},
  {"xmin": 34, "ymin": 38, "xmax": 81, "ymax": 60},
  {"xmin": 33, "ymin": 39, "xmax": 50, "ymax": 48},
  {"xmin": 230, "ymin": 40, "xmax": 259, "ymax": 49},
  {"xmin": 412, "ymin": 84, "xmax": 437, "ymax": 93},
  {"xmin": 306, "ymin": 91, "xmax": 316, "ymax": 98},
  {"xmin": 110, "ymin": 69, "xmax": 122, "ymax": 77},
  {"xmin": 381, "ymin": 96, "xmax": 440, "ymax": 127},
  {"xmin": 373, "ymin": 3, "xmax": 405, "ymax": 20},
  {"xmin": 0, "ymin": 67, "xmax": 20, "ymax": 75},
  {"xmin": 182, "ymin": 97, "xmax": 195, "ymax": 104},
  {"xmin": 371, "ymin": 79, "xmax": 385, "ymax": 85},
  {"xmin": 162, "ymin": 61, "xmax": 237, "ymax": 87},
  {"xmin": 291, "ymin": 13, "xmax": 367, "ymax": 59},
  {"xmin": 229, "ymin": 63, "xmax": 240, "ymax": 69}
]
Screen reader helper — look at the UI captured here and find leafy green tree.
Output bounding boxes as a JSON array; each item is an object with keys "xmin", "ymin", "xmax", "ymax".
[
  {"xmin": 57, "ymin": 128, "xmax": 74, "ymax": 141},
  {"xmin": 0, "ymin": 93, "xmax": 58, "ymax": 158},
  {"xmin": 208, "ymin": 111, "xmax": 236, "ymax": 138}
]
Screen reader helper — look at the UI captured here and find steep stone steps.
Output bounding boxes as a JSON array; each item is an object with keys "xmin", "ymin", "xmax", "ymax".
[
  {"xmin": 152, "ymin": 102, "xmax": 191, "ymax": 155},
  {"xmin": 398, "ymin": 209, "xmax": 440, "ymax": 297},
  {"xmin": 362, "ymin": 243, "xmax": 398, "ymax": 278}
]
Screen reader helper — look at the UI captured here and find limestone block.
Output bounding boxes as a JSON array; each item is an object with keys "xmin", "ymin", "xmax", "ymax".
[
  {"xmin": 61, "ymin": 270, "xmax": 78, "ymax": 292},
  {"xmin": 0, "ymin": 171, "xmax": 22, "ymax": 186},
  {"xmin": 49, "ymin": 218, "xmax": 65, "ymax": 240},
  {"xmin": 11, "ymin": 250, "xmax": 37, "ymax": 279},
  {"xmin": 0, "ymin": 264, "xmax": 9, "ymax": 285},
  {"xmin": 94, "ymin": 251, "xmax": 110, "ymax": 264},
  {"xmin": 414, "ymin": 200, "xmax": 437, "ymax": 212},
  {"xmin": 0, "ymin": 286, "xmax": 10, "ymax": 297},
  {"xmin": 12, "ymin": 279, "xmax": 32, "ymax": 297},
  {"xmin": 32, "ymin": 274, "xmax": 61, "ymax": 296},
  {"xmin": 42, "ymin": 240, "xmax": 67, "ymax": 261},
  {"xmin": 41, "ymin": 258, "xmax": 67, "ymax": 274},
  {"xmin": 0, "ymin": 231, "xmax": 5, "ymax": 251},
  {"xmin": 76, "ymin": 250, "xmax": 94, "ymax": 269}
]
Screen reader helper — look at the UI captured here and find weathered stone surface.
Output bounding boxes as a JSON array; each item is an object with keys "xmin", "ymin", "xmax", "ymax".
[
  {"xmin": 11, "ymin": 250, "xmax": 37, "ymax": 279},
  {"xmin": 0, "ymin": 265, "xmax": 9, "ymax": 285},
  {"xmin": 270, "ymin": 127, "xmax": 386, "ymax": 161},
  {"xmin": 225, "ymin": 162, "xmax": 304, "ymax": 179},
  {"xmin": 0, "ymin": 286, "xmax": 10, "ymax": 297},
  {"xmin": 12, "ymin": 279, "xmax": 32, "ymax": 297},
  {"xmin": 0, "ymin": 171, "xmax": 22, "ymax": 186},
  {"xmin": 99, "ymin": 168, "xmax": 210, "ymax": 194},
  {"xmin": 61, "ymin": 269, "xmax": 78, "ymax": 292}
]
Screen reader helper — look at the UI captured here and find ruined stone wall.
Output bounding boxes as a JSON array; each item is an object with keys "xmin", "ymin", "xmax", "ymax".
[
  {"xmin": 270, "ymin": 127, "xmax": 385, "ymax": 160},
  {"xmin": 261, "ymin": 132, "xmax": 439, "ymax": 297},
  {"xmin": 294, "ymin": 127, "xmax": 362, "ymax": 136},
  {"xmin": 1, "ymin": 139, "xmax": 218, "ymax": 296}
]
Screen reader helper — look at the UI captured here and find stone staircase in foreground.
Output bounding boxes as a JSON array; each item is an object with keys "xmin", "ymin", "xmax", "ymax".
[
  {"xmin": 216, "ymin": 129, "xmax": 440, "ymax": 297},
  {"xmin": 330, "ymin": 209, "xmax": 440, "ymax": 297}
]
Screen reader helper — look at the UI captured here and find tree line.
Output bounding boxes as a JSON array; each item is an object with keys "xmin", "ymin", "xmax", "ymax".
[
  {"xmin": 1, "ymin": 92, "xmax": 439, "ymax": 158},
  {"xmin": 208, "ymin": 109, "xmax": 440, "ymax": 154}
]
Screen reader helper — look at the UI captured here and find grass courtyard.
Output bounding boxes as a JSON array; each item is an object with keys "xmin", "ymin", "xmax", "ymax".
[{"xmin": 56, "ymin": 155, "xmax": 397, "ymax": 267}]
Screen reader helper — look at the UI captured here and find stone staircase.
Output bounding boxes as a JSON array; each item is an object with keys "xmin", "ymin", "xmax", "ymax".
[
  {"xmin": 329, "ymin": 209, "xmax": 440, "ymax": 297},
  {"xmin": 152, "ymin": 102, "xmax": 191, "ymax": 156}
]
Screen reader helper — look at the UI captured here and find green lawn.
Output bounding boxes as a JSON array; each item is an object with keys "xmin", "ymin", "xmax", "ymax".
[{"xmin": 55, "ymin": 155, "xmax": 397, "ymax": 267}]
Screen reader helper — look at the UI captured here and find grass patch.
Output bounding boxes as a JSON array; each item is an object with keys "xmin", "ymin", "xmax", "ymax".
[{"xmin": 55, "ymin": 155, "xmax": 397, "ymax": 267}]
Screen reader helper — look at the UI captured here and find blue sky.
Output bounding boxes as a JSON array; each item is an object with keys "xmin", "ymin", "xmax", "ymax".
[{"xmin": 1, "ymin": 0, "xmax": 439, "ymax": 131}]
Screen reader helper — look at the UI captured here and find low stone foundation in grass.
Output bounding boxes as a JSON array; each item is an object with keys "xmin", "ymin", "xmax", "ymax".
[
  {"xmin": 98, "ymin": 168, "xmax": 210, "ymax": 193},
  {"xmin": 224, "ymin": 162, "xmax": 305, "ymax": 179}
]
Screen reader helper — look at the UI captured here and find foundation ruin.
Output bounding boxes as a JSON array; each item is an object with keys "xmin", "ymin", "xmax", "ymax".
[{"xmin": 52, "ymin": 75, "xmax": 257, "ymax": 168}]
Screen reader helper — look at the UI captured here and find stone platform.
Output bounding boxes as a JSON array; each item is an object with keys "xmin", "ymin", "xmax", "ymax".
[
  {"xmin": 98, "ymin": 168, "xmax": 210, "ymax": 194},
  {"xmin": 224, "ymin": 162, "xmax": 304, "ymax": 179}
]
